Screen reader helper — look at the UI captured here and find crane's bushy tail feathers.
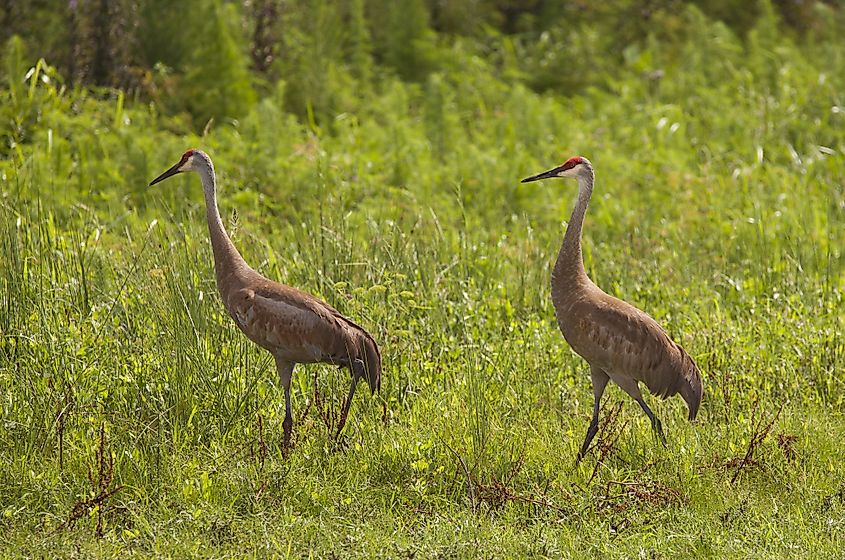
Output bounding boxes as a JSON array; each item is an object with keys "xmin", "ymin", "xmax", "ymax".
[
  {"xmin": 684, "ymin": 371, "xmax": 702, "ymax": 421},
  {"xmin": 338, "ymin": 315, "xmax": 382, "ymax": 394},
  {"xmin": 678, "ymin": 349, "xmax": 702, "ymax": 421},
  {"xmin": 643, "ymin": 343, "xmax": 702, "ymax": 421},
  {"xmin": 360, "ymin": 333, "xmax": 381, "ymax": 393}
]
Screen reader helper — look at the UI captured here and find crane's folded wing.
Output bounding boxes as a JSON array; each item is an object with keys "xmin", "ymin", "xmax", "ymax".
[
  {"xmin": 226, "ymin": 285, "xmax": 349, "ymax": 362},
  {"xmin": 570, "ymin": 296, "xmax": 689, "ymax": 398}
]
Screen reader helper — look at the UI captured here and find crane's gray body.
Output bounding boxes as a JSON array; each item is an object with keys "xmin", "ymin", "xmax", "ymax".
[
  {"xmin": 522, "ymin": 157, "xmax": 702, "ymax": 460},
  {"xmin": 150, "ymin": 150, "xmax": 380, "ymax": 449}
]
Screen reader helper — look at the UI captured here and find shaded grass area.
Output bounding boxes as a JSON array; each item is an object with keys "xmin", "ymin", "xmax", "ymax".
[{"xmin": 1, "ymin": 7, "xmax": 845, "ymax": 558}]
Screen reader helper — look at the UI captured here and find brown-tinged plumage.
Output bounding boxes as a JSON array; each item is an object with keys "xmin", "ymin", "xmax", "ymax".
[
  {"xmin": 150, "ymin": 149, "xmax": 381, "ymax": 449},
  {"xmin": 521, "ymin": 156, "xmax": 702, "ymax": 461}
]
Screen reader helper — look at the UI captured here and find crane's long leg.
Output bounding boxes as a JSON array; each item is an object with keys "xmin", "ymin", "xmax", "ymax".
[
  {"xmin": 336, "ymin": 378, "xmax": 358, "ymax": 440},
  {"xmin": 608, "ymin": 372, "xmax": 667, "ymax": 447},
  {"xmin": 275, "ymin": 357, "xmax": 295, "ymax": 451},
  {"xmin": 634, "ymin": 397, "xmax": 666, "ymax": 447},
  {"xmin": 335, "ymin": 359, "xmax": 363, "ymax": 440},
  {"xmin": 577, "ymin": 366, "xmax": 610, "ymax": 462}
]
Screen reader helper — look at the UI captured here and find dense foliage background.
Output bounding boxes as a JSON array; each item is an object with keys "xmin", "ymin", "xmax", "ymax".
[
  {"xmin": 1, "ymin": 0, "xmax": 843, "ymax": 557},
  {"xmin": 3, "ymin": 0, "xmax": 843, "ymax": 128}
]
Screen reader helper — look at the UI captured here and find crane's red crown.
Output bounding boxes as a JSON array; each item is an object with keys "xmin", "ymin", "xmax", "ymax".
[
  {"xmin": 561, "ymin": 156, "xmax": 584, "ymax": 170},
  {"xmin": 181, "ymin": 149, "xmax": 195, "ymax": 162}
]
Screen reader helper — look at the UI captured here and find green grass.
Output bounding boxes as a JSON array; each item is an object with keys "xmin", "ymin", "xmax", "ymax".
[{"xmin": 1, "ymin": 9, "xmax": 845, "ymax": 558}]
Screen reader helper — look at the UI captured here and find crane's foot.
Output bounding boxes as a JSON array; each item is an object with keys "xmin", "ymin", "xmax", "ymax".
[
  {"xmin": 653, "ymin": 418, "xmax": 667, "ymax": 448},
  {"xmin": 332, "ymin": 412, "xmax": 353, "ymax": 454},
  {"xmin": 332, "ymin": 433, "xmax": 351, "ymax": 454},
  {"xmin": 334, "ymin": 409, "xmax": 350, "ymax": 442},
  {"xmin": 576, "ymin": 419, "xmax": 600, "ymax": 463},
  {"xmin": 332, "ymin": 400, "xmax": 351, "ymax": 451},
  {"xmin": 575, "ymin": 442, "xmax": 589, "ymax": 464}
]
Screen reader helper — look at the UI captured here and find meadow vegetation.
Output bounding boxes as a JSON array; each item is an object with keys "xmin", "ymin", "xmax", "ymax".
[{"xmin": 0, "ymin": 0, "xmax": 844, "ymax": 557}]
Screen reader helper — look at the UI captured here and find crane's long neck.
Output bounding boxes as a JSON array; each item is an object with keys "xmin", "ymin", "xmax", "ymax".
[
  {"xmin": 552, "ymin": 168, "xmax": 594, "ymax": 297},
  {"xmin": 197, "ymin": 162, "xmax": 249, "ymax": 283}
]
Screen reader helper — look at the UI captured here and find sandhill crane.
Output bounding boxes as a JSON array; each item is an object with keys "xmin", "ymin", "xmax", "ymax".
[
  {"xmin": 521, "ymin": 156, "xmax": 702, "ymax": 461},
  {"xmin": 150, "ymin": 149, "xmax": 381, "ymax": 449}
]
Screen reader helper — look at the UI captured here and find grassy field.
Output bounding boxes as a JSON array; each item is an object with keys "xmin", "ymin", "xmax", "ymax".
[{"xmin": 2, "ymin": 7, "xmax": 845, "ymax": 558}]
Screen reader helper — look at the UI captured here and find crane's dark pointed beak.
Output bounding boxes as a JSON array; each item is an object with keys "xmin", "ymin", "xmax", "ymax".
[
  {"xmin": 520, "ymin": 165, "xmax": 563, "ymax": 183},
  {"xmin": 149, "ymin": 161, "xmax": 183, "ymax": 186}
]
